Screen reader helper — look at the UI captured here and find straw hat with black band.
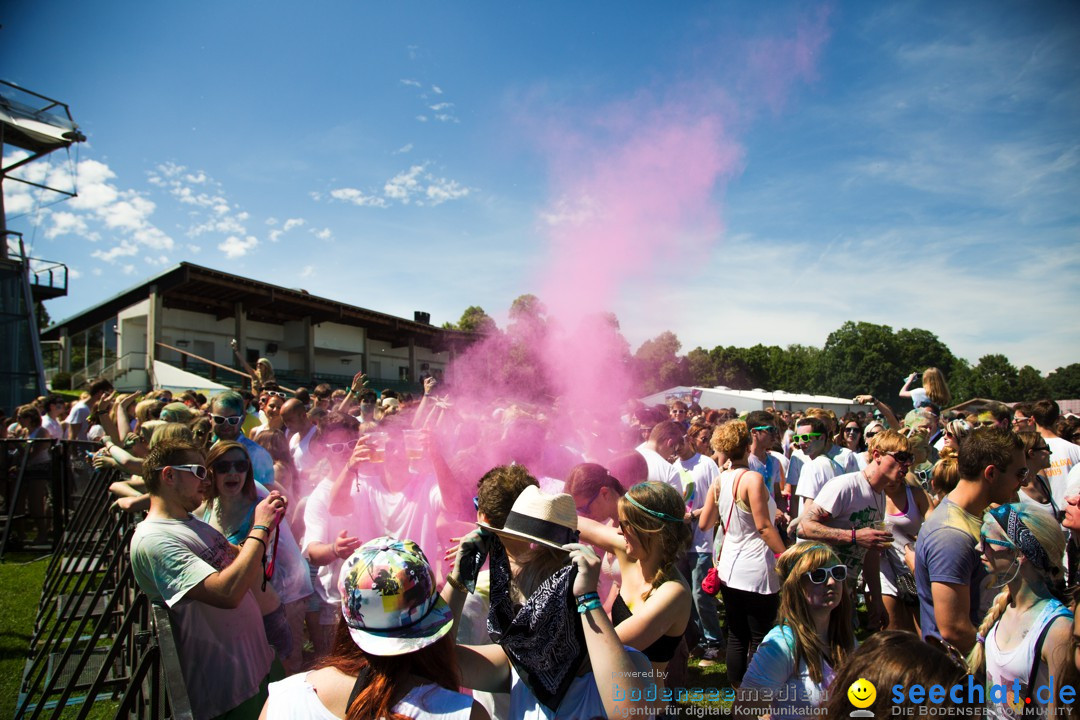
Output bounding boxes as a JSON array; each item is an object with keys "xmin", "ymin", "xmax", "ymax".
[{"xmin": 477, "ymin": 485, "xmax": 579, "ymax": 550}]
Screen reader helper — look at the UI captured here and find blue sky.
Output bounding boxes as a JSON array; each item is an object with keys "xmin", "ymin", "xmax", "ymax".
[{"xmin": 3, "ymin": 1, "xmax": 1079, "ymax": 375}]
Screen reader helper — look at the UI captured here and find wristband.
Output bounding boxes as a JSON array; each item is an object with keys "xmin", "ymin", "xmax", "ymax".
[
  {"xmin": 446, "ymin": 574, "xmax": 468, "ymax": 593},
  {"xmin": 244, "ymin": 535, "xmax": 267, "ymax": 550},
  {"xmin": 577, "ymin": 598, "xmax": 603, "ymax": 614},
  {"xmin": 574, "ymin": 592, "xmax": 600, "ymax": 605},
  {"xmin": 851, "ymin": 528, "xmax": 857, "ymax": 545},
  {"xmin": 252, "ymin": 524, "xmax": 271, "ymax": 534}
]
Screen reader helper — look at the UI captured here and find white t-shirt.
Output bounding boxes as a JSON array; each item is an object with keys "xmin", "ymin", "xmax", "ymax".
[
  {"xmin": 1044, "ymin": 436, "xmax": 1080, "ymax": 506},
  {"xmin": 350, "ymin": 471, "xmax": 445, "ymax": 566},
  {"xmin": 810, "ymin": 471, "xmax": 886, "ymax": 578},
  {"xmin": 1065, "ymin": 463, "xmax": 1080, "ymax": 500},
  {"xmin": 791, "ymin": 453, "xmax": 839, "ymax": 502},
  {"xmin": 301, "ymin": 478, "xmax": 366, "ymax": 611},
  {"xmin": 267, "ymin": 671, "xmax": 473, "ymax": 720},
  {"xmin": 826, "ymin": 445, "xmax": 860, "ymax": 475},
  {"xmin": 635, "ymin": 443, "xmax": 682, "ymax": 492},
  {"xmin": 64, "ymin": 401, "xmax": 91, "ymax": 440},
  {"xmin": 675, "ymin": 453, "xmax": 720, "ymax": 554},
  {"xmin": 41, "ymin": 414, "xmax": 63, "ymax": 440},
  {"xmin": 909, "ymin": 387, "xmax": 929, "ymax": 409},
  {"xmin": 130, "ymin": 516, "xmax": 273, "ymax": 720},
  {"xmin": 288, "ymin": 424, "xmax": 318, "ymax": 478}
]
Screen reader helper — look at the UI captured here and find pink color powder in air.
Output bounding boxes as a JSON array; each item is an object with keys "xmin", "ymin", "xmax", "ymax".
[{"xmin": 439, "ymin": 8, "xmax": 832, "ymax": 481}]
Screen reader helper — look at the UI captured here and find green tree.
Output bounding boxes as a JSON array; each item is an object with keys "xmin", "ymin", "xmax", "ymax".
[
  {"xmin": 1014, "ymin": 365, "xmax": 1050, "ymax": 401},
  {"xmin": 1047, "ymin": 363, "xmax": 1080, "ymax": 399},
  {"xmin": 894, "ymin": 328, "xmax": 957, "ymax": 380},
  {"xmin": 687, "ymin": 347, "xmax": 717, "ymax": 387},
  {"xmin": 443, "ymin": 305, "xmax": 496, "ymax": 334},
  {"xmin": 634, "ymin": 331, "xmax": 690, "ymax": 394},
  {"xmin": 966, "ymin": 354, "xmax": 1019, "ymax": 401},
  {"xmin": 818, "ymin": 321, "xmax": 904, "ymax": 406}
]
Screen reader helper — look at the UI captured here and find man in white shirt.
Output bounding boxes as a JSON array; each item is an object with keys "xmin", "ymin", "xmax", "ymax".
[
  {"xmin": 675, "ymin": 422, "xmax": 722, "ymax": 662},
  {"xmin": 634, "ymin": 421, "xmax": 683, "ymax": 492},
  {"xmin": 798, "ymin": 429, "xmax": 909, "ymax": 630},
  {"xmin": 65, "ymin": 378, "xmax": 113, "ymax": 441},
  {"xmin": 281, "ymin": 399, "xmax": 317, "ymax": 489},
  {"xmin": 40, "ymin": 395, "xmax": 66, "ymax": 440},
  {"xmin": 788, "ymin": 416, "xmax": 841, "ymax": 524},
  {"xmin": 1032, "ymin": 399, "xmax": 1080, "ymax": 506}
]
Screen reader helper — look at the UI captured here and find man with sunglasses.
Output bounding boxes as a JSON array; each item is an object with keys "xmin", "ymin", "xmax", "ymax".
[
  {"xmin": 798, "ymin": 429, "xmax": 909, "ymax": 630},
  {"xmin": 210, "ymin": 391, "xmax": 277, "ymax": 490},
  {"xmin": 130, "ymin": 439, "xmax": 289, "ymax": 719},
  {"xmin": 915, "ymin": 427, "xmax": 1025, "ymax": 654},
  {"xmin": 787, "ymin": 417, "xmax": 839, "ymax": 522}
]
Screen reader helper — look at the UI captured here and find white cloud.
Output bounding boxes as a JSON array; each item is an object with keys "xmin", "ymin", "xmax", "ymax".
[
  {"xmin": 45, "ymin": 211, "xmax": 88, "ymax": 239},
  {"xmin": 432, "ymin": 85, "xmax": 443, "ymax": 94},
  {"xmin": 300, "ymin": 265, "xmax": 315, "ymax": 278},
  {"xmin": 394, "ymin": 143, "xmax": 414, "ymax": 154},
  {"xmin": 416, "ymin": 115, "xmax": 429, "ymax": 122},
  {"xmin": 313, "ymin": 228, "xmax": 332, "ymax": 240},
  {"xmin": 282, "ymin": 217, "xmax": 305, "ymax": 232},
  {"xmin": 219, "ymin": 235, "xmax": 258, "ymax": 259},
  {"xmin": 539, "ymin": 195, "xmax": 597, "ymax": 227},
  {"xmin": 384, "ymin": 165, "xmax": 424, "ymax": 202},
  {"xmin": 401, "ymin": 79, "xmax": 422, "ymax": 88},
  {"xmin": 266, "ymin": 217, "xmax": 279, "ymax": 226},
  {"xmin": 122, "ymin": 264, "xmax": 137, "ymax": 275},
  {"xmin": 329, "ymin": 187, "xmax": 388, "ymax": 208},
  {"xmin": 326, "ymin": 163, "xmax": 472, "ymax": 209},
  {"xmin": 92, "ymin": 242, "xmax": 139, "ymax": 262}
]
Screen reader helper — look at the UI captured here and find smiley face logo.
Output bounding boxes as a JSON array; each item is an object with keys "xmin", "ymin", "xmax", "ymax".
[{"xmin": 847, "ymin": 678, "xmax": 877, "ymax": 709}]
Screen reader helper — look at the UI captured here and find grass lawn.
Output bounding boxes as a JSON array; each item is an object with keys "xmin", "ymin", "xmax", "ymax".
[{"xmin": 0, "ymin": 551, "xmax": 49, "ymax": 719}]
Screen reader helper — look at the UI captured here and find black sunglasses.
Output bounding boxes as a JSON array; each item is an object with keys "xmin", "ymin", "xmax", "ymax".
[{"xmin": 212, "ymin": 459, "xmax": 250, "ymax": 475}]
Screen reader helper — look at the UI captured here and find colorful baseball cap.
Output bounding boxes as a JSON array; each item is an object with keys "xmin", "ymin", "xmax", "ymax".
[{"xmin": 338, "ymin": 537, "xmax": 453, "ymax": 656}]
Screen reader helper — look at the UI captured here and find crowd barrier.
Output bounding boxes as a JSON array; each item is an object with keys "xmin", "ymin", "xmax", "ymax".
[{"xmin": 11, "ymin": 461, "xmax": 193, "ymax": 719}]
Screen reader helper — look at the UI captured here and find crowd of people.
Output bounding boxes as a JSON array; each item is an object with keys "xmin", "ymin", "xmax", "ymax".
[{"xmin": 5, "ymin": 363, "xmax": 1080, "ymax": 719}]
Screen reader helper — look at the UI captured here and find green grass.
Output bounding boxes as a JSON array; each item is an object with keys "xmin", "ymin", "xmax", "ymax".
[{"xmin": 0, "ymin": 551, "xmax": 49, "ymax": 719}]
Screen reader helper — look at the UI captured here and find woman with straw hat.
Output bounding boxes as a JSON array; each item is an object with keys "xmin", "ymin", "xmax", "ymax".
[
  {"xmin": 445, "ymin": 485, "xmax": 653, "ymax": 719},
  {"xmin": 262, "ymin": 536, "xmax": 486, "ymax": 720}
]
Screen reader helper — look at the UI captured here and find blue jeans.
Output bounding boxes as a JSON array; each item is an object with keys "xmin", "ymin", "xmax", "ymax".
[{"xmin": 688, "ymin": 551, "xmax": 723, "ymax": 646}]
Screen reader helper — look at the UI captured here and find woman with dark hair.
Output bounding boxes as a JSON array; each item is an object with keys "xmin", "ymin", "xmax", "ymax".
[
  {"xmin": 201, "ymin": 440, "xmax": 313, "ymax": 674},
  {"xmin": 567, "ymin": 462, "xmax": 625, "ymax": 612},
  {"xmin": 735, "ymin": 542, "xmax": 855, "ymax": 718},
  {"xmin": 835, "ymin": 413, "xmax": 864, "ymax": 453},
  {"xmin": 262, "ymin": 537, "xmax": 485, "ymax": 720}
]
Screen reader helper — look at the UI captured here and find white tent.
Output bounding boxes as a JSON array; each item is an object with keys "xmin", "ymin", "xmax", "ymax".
[
  {"xmin": 641, "ymin": 385, "xmax": 864, "ymax": 416},
  {"xmin": 152, "ymin": 360, "xmax": 230, "ymax": 394}
]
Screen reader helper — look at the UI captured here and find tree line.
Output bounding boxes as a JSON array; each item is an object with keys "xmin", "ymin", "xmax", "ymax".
[{"xmin": 446, "ymin": 306, "xmax": 1080, "ymax": 409}]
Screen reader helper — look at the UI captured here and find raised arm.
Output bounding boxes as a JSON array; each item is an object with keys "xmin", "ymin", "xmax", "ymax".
[
  {"xmin": 230, "ymin": 339, "xmax": 257, "ymax": 377},
  {"xmin": 577, "ymin": 515, "xmax": 626, "ymax": 555},
  {"xmin": 854, "ymin": 395, "xmax": 900, "ymax": 431},
  {"xmin": 185, "ymin": 491, "xmax": 287, "ymax": 608}
]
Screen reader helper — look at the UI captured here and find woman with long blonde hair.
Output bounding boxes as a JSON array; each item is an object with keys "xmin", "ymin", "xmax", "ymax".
[
  {"xmin": 734, "ymin": 542, "xmax": 854, "ymax": 717},
  {"xmin": 968, "ymin": 503, "xmax": 1077, "ymax": 717},
  {"xmin": 900, "ymin": 367, "xmax": 951, "ymax": 409},
  {"xmin": 578, "ymin": 480, "xmax": 693, "ymax": 689}
]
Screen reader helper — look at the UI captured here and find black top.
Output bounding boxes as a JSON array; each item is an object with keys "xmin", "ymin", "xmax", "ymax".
[{"xmin": 610, "ymin": 594, "xmax": 682, "ymax": 662}]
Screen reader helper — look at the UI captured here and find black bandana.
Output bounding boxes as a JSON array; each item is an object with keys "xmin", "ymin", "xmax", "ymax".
[
  {"xmin": 991, "ymin": 504, "xmax": 1055, "ymax": 575},
  {"xmin": 486, "ymin": 537, "xmax": 586, "ymax": 711}
]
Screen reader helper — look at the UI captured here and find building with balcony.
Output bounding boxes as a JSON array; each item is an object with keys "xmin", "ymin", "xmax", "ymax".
[{"xmin": 40, "ymin": 262, "xmax": 474, "ymax": 394}]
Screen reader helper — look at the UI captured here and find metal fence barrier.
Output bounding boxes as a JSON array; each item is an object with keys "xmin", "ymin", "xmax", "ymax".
[{"xmin": 12, "ymin": 459, "xmax": 192, "ymax": 719}]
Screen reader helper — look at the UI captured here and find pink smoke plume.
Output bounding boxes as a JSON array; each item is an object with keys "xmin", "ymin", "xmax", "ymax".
[{"xmin": 440, "ymin": 7, "xmax": 832, "ymax": 486}]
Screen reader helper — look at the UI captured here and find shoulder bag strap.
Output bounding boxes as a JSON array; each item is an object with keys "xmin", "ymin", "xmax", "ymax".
[
  {"xmin": 723, "ymin": 469, "xmax": 749, "ymax": 535},
  {"xmin": 346, "ymin": 665, "xmax": 373, "ymax": 713},
  {"xmin": 1022, "ymin": 607, "xmax": 1069, "ymax": 716}
]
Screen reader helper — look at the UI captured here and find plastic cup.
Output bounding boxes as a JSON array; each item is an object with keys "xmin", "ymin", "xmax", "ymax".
[
  {"xmin": 367, "ymin": 432, "xmax": 388, "ymax": 463},
  {"xmin": 403, "ymin": 430, "xmax": 424, "ymax": 461}
]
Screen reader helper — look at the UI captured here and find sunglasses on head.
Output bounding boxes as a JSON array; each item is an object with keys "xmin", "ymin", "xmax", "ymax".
[
  {"xmin": 806, "ymin": 565, "xmax": 847, "ymax": 584},
  {"xmin": 210, "ymin": 414, "xmax": 243, "ymax": 426},
  {"xmin": 167, "ymin": 464, "xmax": 207, "ymax": 480},
  {"xmin": 792, "ymin": 432, "xmax": 823, "ymax": 444},
  {"xmin": 267, "ymin": 391, "xmax": 287, "ymax": 399},
  {"xmin": 326, "ymin": 439, "xmax": 359, "ymax": 454},
  {"xmin": 886, "ymin": 450, "xmax": 914, "ymax": 465},
  {"xmin": 751, "ymin": 425, "xmax": 776, "ymax": 434},
  {"xmin": 212, "ymin": 459, "xmax": 250, "ymax": 475}
]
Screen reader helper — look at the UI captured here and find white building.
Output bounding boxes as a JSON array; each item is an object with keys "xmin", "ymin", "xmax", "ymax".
[
  {"xmin": 642, "ymin": 385, "xmax": 865, "ymax": 417},
  {"xmin": 41, "ymin": 262, "xmax": 472, "ymax": 393}
]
